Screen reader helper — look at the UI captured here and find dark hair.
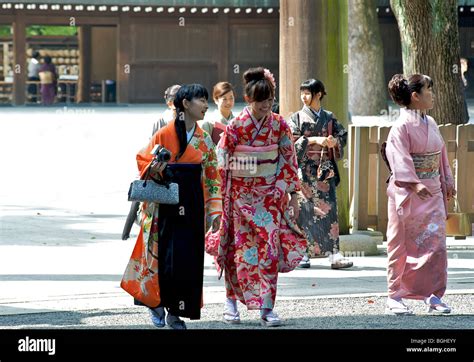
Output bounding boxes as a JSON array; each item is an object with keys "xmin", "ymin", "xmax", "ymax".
[
  {"xmin": 44, "ymin": 56, "xmax": 52, "ymax": 64},
  {"xmin": 243, "ymin": 67, "xmax": 275, "ymax": 102},
  {"xmin": 33, "ymin": 51, "xmax": 40, "ymax": 59},
  {"xmin": 300, "ymin": 78, "xmax": 327, "ymax": 100},
  {"xmin": 213, "ymin": 82, "xmax": 234, "ymax": 101},
  {"xmin": 388, "ymin": 74, "xmax": 433, "ymax": 106},
  {"xmin": 164, "ymin": 84, "xmax": 181, "ymax": 103},
  {"xmin": 173, "ymin": 84, "xmax": 209, "ymax": 160}
]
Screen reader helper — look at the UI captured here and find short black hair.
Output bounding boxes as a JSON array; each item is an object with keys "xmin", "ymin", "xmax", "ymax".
[{"xmin": 300, "ymin": 78, "xmax": 327, "ymax": 100}]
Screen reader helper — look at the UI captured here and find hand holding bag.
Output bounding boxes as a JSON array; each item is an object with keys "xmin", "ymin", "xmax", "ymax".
[
  {"xmin": 128, "ymin": 163, "xmax": 179, "ymax": 205},
  {"xmin": 446, "ymin": 197, "xmax": 472, "ymax": 237}
]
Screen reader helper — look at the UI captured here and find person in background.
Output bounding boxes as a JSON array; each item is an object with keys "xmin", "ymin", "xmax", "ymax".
[
  {"xmin": 152, "ymin": 84, "xmax": 181, "ymax": 135},
  {"xmin": 287, "ymin": 79, "xmax": 352, "ymax": 270},
  {"xmin": 461, "ymin": 58, "xmax": 469, "ymax": 122},
  {"xmin": 27, "ymin": 51, "xmax": 41, "ymax": 103},
  {"xmin": 199, "ymin": 81, "xmax": 235, "ymax": 145},
  {"xmin": 38, "ymin": 56, "xmax": 57, "ymax": 106}
]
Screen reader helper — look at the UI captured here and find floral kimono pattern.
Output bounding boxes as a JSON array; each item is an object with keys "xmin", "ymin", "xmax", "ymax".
[
  {"xmin": 217, "ymin": 108, "xmax": 307, "ymax": 311},
  {"xmin": 287, "ymin": 106, "xmax": 347, "ymax": 256},
  {"xmin": 121, "ymin": 120, "xmax": 221, "ymax": 317},
  {"xmin": 385, "ymin": 109, "xmax": 454, "ymax": 300}
]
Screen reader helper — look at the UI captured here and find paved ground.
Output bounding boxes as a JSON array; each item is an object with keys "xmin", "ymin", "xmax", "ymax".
[{"xmin": 0, "ymin": 106, "xmax": 473, "ymax": 329}]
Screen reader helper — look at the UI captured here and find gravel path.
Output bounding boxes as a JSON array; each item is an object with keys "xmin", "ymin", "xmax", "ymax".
[{"xmin": 1, "ymin": 295, "xmax": 473, "ymax": 330}]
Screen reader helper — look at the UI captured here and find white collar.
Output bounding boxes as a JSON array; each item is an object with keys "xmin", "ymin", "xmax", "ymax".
[{"xmin": 186, "ymin": 124, "xmax": 196, "ymax": 142}]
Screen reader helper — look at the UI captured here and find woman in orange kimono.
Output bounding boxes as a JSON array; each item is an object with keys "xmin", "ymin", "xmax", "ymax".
[
  {"xmin": 385, "ymin": 74, "xmax": 456, "ymax": 315},
  {"xmin": 217, "ymin": 67, "xmax": 307, "ymax": 327},
  {"xmin": 121, "ymin": 84, "xmax": 222, "ymax": 329}
]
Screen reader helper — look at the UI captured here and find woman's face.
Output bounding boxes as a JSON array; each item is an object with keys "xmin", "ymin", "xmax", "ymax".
[
  {"xmin": 300, "ymin": 90, "xmax": 313, "ymax": 107},
  {"xmin": 184, "ymin": 97, "xmax": 209, "ymax": 121},
  {"xmin": 301, "ymin": 90, "xmax": 321, "ymax": 107},
  {"xmin": 215, "ymin": 91, "xmax": 235, "ymax": 113},
  {"xmin": 413, "ymin": 83, "xmax": 434, "ymax": 110},
  {"xmin": 249, "ymin": 96, "xmax": 274, "ymax": 119}
]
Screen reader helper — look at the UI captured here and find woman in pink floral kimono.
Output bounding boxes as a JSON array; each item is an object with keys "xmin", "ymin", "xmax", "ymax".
[
  {"xmin": 385, "ymin": 74, "xmax": 456, "ymax": 315},
  {"xmin": 217, "ymin": 67, "xmax": 307, "ymax": 326}
]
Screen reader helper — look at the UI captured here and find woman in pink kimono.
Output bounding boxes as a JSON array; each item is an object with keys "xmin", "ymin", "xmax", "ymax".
[
  {"xmin": 217, "ymin": 67, "xmax": 307, "ymax": 326},
  {"xmin": 385, "ymin": 74, "xmax": 456, "ymax": 315}
]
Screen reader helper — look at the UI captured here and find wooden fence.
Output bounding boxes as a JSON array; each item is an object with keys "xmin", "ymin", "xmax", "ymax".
[{"xmin": 348, "ymin": 124, "xmax": 474, "ymax": 239}]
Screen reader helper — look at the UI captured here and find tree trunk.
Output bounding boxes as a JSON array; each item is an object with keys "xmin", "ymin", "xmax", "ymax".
[
  {"xmin": 348, "ymin": 0, "xmax": 386, "ymax": 116},
  {"xmin": 390, "ymin": 0, "xmax": 467, "ymax": 125},
  {"xmin": 280, "ymin": 0, "xmax": 350, "ymax": 234}
]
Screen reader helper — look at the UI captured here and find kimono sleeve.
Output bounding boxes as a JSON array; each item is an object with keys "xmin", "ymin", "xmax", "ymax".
[
  {"xmin": 287, "ymin": 112, "xmax": 308, "ymax": 163},
  {"xmin": 216, "ymin": 121, "xmax": 238, "ymax": 190},
  {"xmin": 136, "ymin": 131, "xmax": 160, "ymax": 178},
  {"xmin": 275, "ymin": 117, "xmax": 301, "ymax": 198},
  {"xmin": 432, "ymin": 120, "xmax": 455, "ymax": 190},
  {"xmin": 200, "ymin": 133, "xmax": 222, "ymax": 231},
  {"xmin": 331, "ymin": 117, "xmax": 347, "ymax": 161},
  {"xmin": 385, "ymin": 123, "xmax": 420, "ymax": 187}
]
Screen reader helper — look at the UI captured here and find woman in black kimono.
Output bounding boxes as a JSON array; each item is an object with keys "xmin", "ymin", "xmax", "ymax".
[{"xmin": 287, "ymin": 79, "xmax": 353, "ymax": 269}]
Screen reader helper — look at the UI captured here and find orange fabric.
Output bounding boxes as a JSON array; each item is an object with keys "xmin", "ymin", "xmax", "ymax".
[
  {"xmin": 120, "ymin": 219, "xmax": 161, "ymax": 307},
  {"xmin": 137, "ymin": 120, "xmax": 203, "ymax": 178},
  {"xmin": 122, "ymin": 120, "xmax": 222, "ymax": 309}
]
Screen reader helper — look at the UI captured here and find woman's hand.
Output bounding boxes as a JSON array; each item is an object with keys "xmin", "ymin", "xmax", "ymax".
[
  {"xmin": 446, "ymin": 185, "xmax": 456, "ymax": 200},
  {"xmin": 150, "ymin": 159, "xmax": 167, "ymax": 173},
  {"xmin": 308, "ymin": 136, "xmax": 328, "ymax": 147},
  {"xmin": 289, "ymin": 193, "xmax": 300, "ymax": 221},
  {"xmin": 410, "ymin": 183, "xmax": 433, "ymax": 200},
  {"xmin": 212, "ymin": 216, "xmax": 221, "ymax": 233},
  {"xmin": 326, "ymin": 135, "xmax": 337, "ymax": 148}
]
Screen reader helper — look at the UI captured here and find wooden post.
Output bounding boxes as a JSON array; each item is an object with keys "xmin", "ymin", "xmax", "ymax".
[
  {"xmin": 439, "ymin": 124, "xmax": 457, "ymax": 214},
  {"xmin": 456, "ymin": 124, "xmax": 474, "ymax": 224},
  {"xmin": 117, "ymin": 13, "xmax": 130, "ymax": 104},
  {"xmin": 357, "ymin": 127, "xmax": 370, "ymax": 230},
  {"xmin": 217, "ymin": 13, "xmax": 229, "ymax": 84},
  {"xmin": 368, "ymin": 126, "xmax": 379, "ymax": 219},
  {"xmin": 348, "ymin": 125, "xmax": 355, "ymax": 205},
  {"xmin": 279, "ymin": 0, "xmax": 320, "ymax": 119},
  {"xmin": 77, "ymin": 25, "xmax": 91, "ymax": 103},
  {"xmin": 279, "ymin": 0, "xmax": 350, "ymax": 233},
  {"xmin": 12, "ymin": 13, "xmax": 26, "ymax": 105},
  {"xmin": 377, "ymin": 126, "xmax": 391, "ymax": 239}
]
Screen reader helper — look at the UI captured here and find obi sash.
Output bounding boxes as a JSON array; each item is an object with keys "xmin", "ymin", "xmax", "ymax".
[
  {"xmin": 39, "ymin": 71, "xmax": 54, "ymax": 85},
  {"xmin": 211, "ymin": 121, "xmax": 226, "ymax": 145},
  {"xmin": 411, "ymin": 151, "xmax": 440, "ymax": 179},
  {"xmin": 231, "ymin": 144, "xmax": 278, "ymax": 178}
]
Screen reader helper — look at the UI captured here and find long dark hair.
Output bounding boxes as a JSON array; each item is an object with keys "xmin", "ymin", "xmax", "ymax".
[{"xmin": 173, "ymin": 84, "xmax": 209, "ymax": 160}]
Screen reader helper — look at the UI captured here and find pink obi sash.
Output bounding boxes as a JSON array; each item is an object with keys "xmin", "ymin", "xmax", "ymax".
[{"xmin": 231, "ymin": 144, "xmax": 279, "ymax": 178}]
